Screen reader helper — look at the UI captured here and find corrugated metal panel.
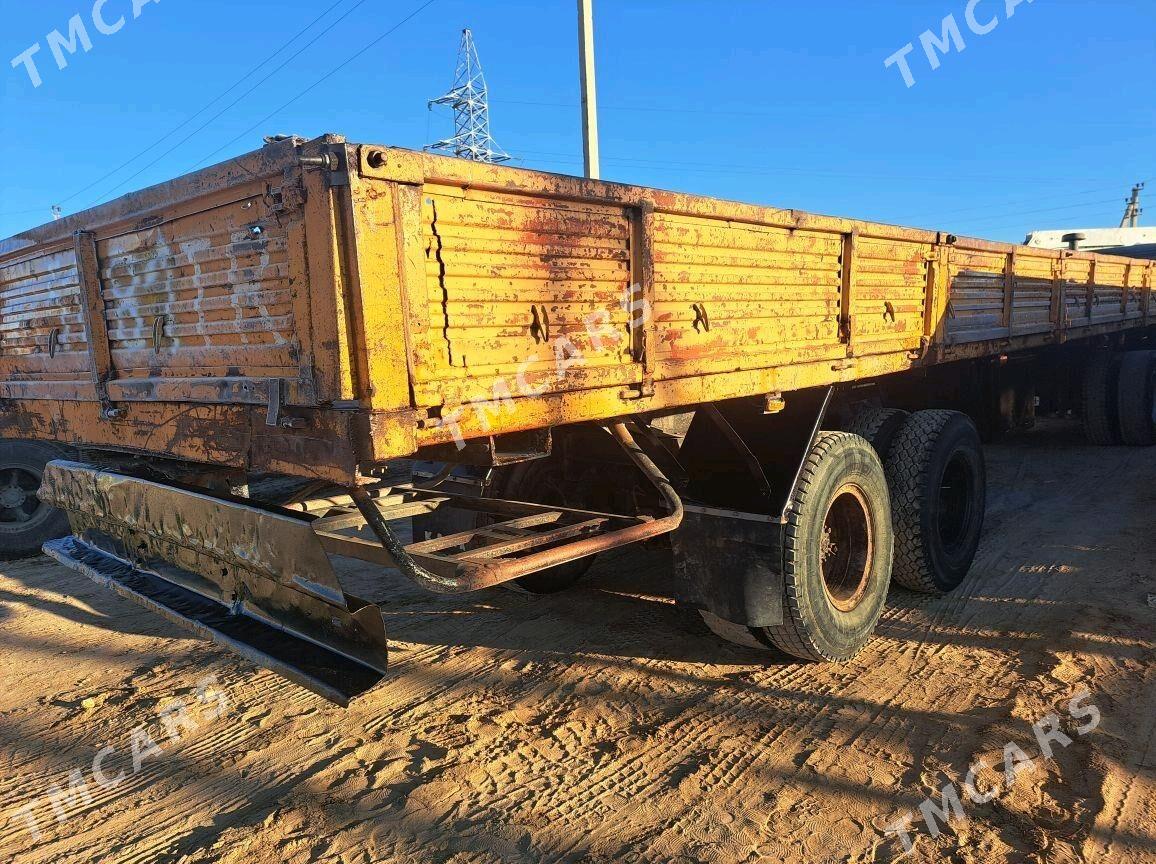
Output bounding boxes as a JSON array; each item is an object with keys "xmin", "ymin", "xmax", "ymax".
[
  {"xmin": 1125, "ymin": 261, "xmax": 1147, "ymax": 319},
  {"xmin": 947, "ymin": 248, "xmax": 1007, "ymax": 342},
  {"xmin": 849, "ymin": 236, "xmax": 929, "ymax": 352},
  {"xmin": 1089, "ymin": 259, "xmax": 1127, "ymax": 324},
  {"xmin": 1061, "ymin": 258, "xmax": 1092, "ymax": 326},
  {"xmin": 0, "ymin": 246, "xmax": 87, "ymax": 377},
  {"xmin": 651, "ymin": 213, "xmax": 843, "ymax": 374},
  {"xmin": 99, "ymin": 193, "xmax": 297, "ymax": 377},
  {"xmin": 1009, "ymin": 253, "xmax": 1054, "ymax": 336},
  {"xmin": 413, "ymin": 184, "xmax": 636, "ymax": 401}
]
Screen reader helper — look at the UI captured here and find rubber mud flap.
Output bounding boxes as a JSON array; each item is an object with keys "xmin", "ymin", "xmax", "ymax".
[{"xmin": 672, "ymin": 506, "xmax": 785, "ymax": 628}]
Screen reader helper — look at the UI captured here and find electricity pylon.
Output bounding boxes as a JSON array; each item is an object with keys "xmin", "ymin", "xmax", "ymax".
[
  {"xmin": 427, "ymin": 29, "xmax": 510, "ymax": 163},
  {"xmin": 1120, "ymin": 183, "xmax": 1144, "ymax": 228}
]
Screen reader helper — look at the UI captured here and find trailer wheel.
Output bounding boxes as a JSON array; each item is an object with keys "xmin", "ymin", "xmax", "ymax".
[
  {"xmin": 1082, "ymin": 352, "xmax": 1122, "ymax": 445},
  {"xmin": 0, "ymin": 440, "xmax": 71, "ymax": 561},
  {"xmin": 1116, "ymin": 350, "xmax": 1155, "ymax": 447},
  {"xmin": 758, "ymin": 432, "xmax": 893, "ymax": 662},
  {"xmin": 843, "ymin": 407, "xmax": 910, "ymax": 461},
  {"xmin": 885, "ymin": 411, "xmax": 985, "ymax": 594}
]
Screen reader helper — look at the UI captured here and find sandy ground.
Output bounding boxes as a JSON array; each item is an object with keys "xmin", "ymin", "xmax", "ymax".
[{"xmin": 0, "ymin": 418, "xmax": 1154, "ymax": 864}]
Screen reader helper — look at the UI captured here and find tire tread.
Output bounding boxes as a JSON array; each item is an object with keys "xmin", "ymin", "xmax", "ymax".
[
  {"xmin": 1117, "ymin": 350, "xmax": 1155, "ymax": 447},
  {"xmin": 763, "ymin": 431, "xmax": 886, "ymax": 662},
  {"xmin": 1083, "ymin": 352, "xmax": 1120, "ymax": 446},
  {"xmin": 886, "ymin": 410, "xmax": 957, "ymax": 593}
]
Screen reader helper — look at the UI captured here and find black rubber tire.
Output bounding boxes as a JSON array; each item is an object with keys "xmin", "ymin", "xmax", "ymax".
[
  {"xmin": 1082, "ymin": 352, "xmax": 1122, "ymax": 445},
  {"xmin": 758, "ymin": 431, "xmax": 894, "ymax": 662},
  {"xmin": 1116, "ymin": 350, "xmax": 1155, "ymax": 447},
  {"xmin": 487, "ymin": 458, "xmax": 596, "ymax": 595},
  {"xmin": 843, "ymin": 407, "xmax": 910, "ymax": 461},
  {"xmin": 885, "ymin": 410, "xmax": 986, "ymax": 594},
  {"xmin": 0, "ymin": 440, "xmax": 71, "ymax": 561}
]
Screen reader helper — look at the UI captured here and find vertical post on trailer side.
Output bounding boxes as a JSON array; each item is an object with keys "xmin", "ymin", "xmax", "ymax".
[{"xmin": 578, "ymin": 0, "xmax": 600, "ymax": 179}]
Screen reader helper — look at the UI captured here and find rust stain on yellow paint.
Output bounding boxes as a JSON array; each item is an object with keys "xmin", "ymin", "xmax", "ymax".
[{"xmin": 1, "ymin": 136, "xmax": 1153, "ymax": 482}]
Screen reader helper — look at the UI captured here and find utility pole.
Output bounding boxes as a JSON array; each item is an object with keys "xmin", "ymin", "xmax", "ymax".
[
  {"xmin": 1120, "ymin": 182, "xmax": 1144, "ymax": 228},
  {"xmin": 426, "ymin": 29, "xmax": 509, "ymax": 163},
  {"xmin": 578, "ymin": 0, "xmax": 600, "ymax": 179}
]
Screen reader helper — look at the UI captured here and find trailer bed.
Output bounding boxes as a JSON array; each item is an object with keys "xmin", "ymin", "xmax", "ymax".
[{"xmin": 2, "ymin": 133, "xmax": 1153, "ymax": 482}]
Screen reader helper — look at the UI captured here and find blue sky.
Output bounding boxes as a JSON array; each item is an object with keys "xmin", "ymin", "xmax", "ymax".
[{"xmin": 1, "ymin": 0, "xmax": 1152, "ymax": 242}]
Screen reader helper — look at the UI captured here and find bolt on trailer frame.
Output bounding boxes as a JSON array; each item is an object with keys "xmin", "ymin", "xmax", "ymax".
[{"xmin": 2, "ymin": 134, "xmax": 1153, "ymax": 702}]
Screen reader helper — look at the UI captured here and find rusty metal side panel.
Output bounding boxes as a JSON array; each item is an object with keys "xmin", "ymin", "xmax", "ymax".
[
  {"xmin": 1009, "ymin": 251, "xmax": 1056, "ymax": 337},
  {"xmin": 353, "ymin": 145, "xmax": 1156, "ymax": 459},
  {"xmin": 0, "ymin": 243, "xmax": 88, "ymax": 379},
  {"xmin": 98, "ymin": 190, "xmax": 299, "ymax": 379},
  {"xmin": 0, "ymin": 136, "xmax": 344, "ymax": 415},
  {"xmin": 649, "ymin": 212, "xmax": 844, "ymax": 376},
  {"xmin": 945, "ymin": 246, "xmax": 1009, "ymax": 343},
  {"xmin": 1124, "ymin": 261, "xmax": 1146, "ymax": 321},
  {"xmin": 944, "ymin": 241, "xmax": 1156, "ymax": 349},
  {"xmin": 848, "ymin": 235, "xmax": 930, "ymax": 354},
  {"xmin": 0, "ymin": 136, "xmax": 368, "ymax": 481},
  {"xmin": 409, "ymin": 182, "xmax": 639, "ymax": 405},
  {"xmin": 1087, "ymin": 257, "xmax": 1128, "ymax": 325}
]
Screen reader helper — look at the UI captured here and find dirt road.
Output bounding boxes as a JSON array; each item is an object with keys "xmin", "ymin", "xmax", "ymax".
[{"xmin": 1, "ymin": 419, "xmax": 1154, "ymax": 863}]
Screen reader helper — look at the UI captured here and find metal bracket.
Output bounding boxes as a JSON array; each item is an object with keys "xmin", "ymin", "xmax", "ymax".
[
  {"xmin": 776, "ymin": 385, "xmax": 835, "ymax": 524},
  {"xmin": 691, "ymin": 302, "xmax": 711, "ymax": 333},
  {"xmin": 73, "ymin": 231, "xmax": 124, "ymax": 420},
  {"xmin": 300, "ymin": 146, "xmax": 349, "ymax": 188},
  {"xmin": 839, "ymin": 231, "xmax": 858, "ymax": 356},
  {"xmin": 266, "ymin": 179, "xmax": 305, "ymax": 215},
  {"xmin": 530, "ymin": 304, "xmax": 551, "ymax": 344},
  {"xmin": 265, "ymin": 377, "xmax": 307, "ymax": 429},
  {"xmin": 629, "ymin": 202, "xmax": 657, "ymax": 399},
  {"xmin": 838, "ymin": 313, "xmax": 853, "ymax": 343}
]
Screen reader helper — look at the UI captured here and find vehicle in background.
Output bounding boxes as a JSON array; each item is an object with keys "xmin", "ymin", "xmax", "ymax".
[{"xmin": 1025, "ymin": 183, "xmax": 1155, "ymax": 259}]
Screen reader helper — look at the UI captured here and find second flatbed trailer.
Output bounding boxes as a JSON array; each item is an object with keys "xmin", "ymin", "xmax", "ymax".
[{"xmin": 1, "ymin": 135, "xmax": 1153, "ymax": 702}]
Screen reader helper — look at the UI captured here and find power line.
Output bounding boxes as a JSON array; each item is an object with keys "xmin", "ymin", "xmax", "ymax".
[
  {"xmin": 947, "ymin": 198, "xmax": 1127, "ymax": 228},
  {"xmin": 513, "ymin": 149, "xmax": 1152, "ymax": 227},
  {"xmin": 56, "ymin": 0, "xmax": 358, "ymax": 210},
  {"xmin": 88, "ymin": 0, "xmax": 389, "ymax": 206},
  {"xmin": 954, "ymin": 209, "xmax": 1126, "ymax": 237},
  {"xmin": 512, "ymin": 152, "xmax": 1139, "ymax": 233},
  {"xmin": 513, "ymin": 147, "xmax": 1140, "ymax": 187},
  {"xmin": 902, "ymin": 186, "xmax": 1132, "ymax": 221},
  {"xmin": 493, "ymin": 98, "xmax": 1156, "ymax": 130},
  {"xmin": 185, "ymin": 0, "xmax": 440, "ymax": 173}
]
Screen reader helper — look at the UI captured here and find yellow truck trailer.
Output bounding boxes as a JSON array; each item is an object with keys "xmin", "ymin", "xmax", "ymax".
[{"xmin": 2, "ymin": 134, "xmax": 1153, "ymax": 703}]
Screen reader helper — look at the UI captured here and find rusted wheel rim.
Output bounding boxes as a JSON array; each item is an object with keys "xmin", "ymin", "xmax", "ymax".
[
  {"xmin": 820, "ymin": 483, "xmax": 874, "ymax": 613},
  {"xmin": 0, "ymin": 465, "xmax": 46, "ymax": 530}
]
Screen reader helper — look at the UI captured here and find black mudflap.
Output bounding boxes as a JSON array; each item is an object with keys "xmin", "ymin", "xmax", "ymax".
[{"xmin": 671, "ymin": 505, "xmax": 785, "ymax": 628}]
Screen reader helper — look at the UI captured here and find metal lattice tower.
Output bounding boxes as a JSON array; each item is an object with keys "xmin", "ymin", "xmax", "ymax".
[{"xmin": 426, "ymin": 29, "xmax": 509, "ymax": 163}]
